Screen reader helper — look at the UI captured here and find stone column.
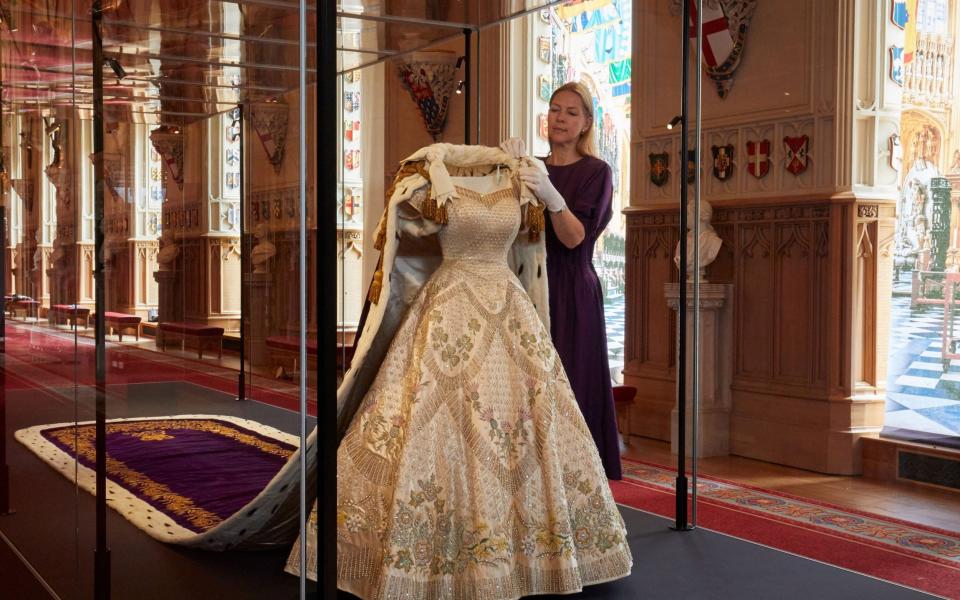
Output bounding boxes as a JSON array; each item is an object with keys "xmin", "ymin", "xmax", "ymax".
[{"xmin": 664, "ymin": 282, "xmax": 733, "ymax": 458}]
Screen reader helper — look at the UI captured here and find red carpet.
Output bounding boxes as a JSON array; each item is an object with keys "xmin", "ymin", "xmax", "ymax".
[
  {"xmin": 3, "ymin": 324, "xmax": 315, "ymax": 416},
  {"xmin": 614, "ymin": 458, "xmax": 960, "ymax": 599}
]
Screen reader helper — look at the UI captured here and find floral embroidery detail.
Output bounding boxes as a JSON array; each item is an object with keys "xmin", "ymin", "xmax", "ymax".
[
  {"xmin": 508, "ymin": 317, "xmax": 553, "ymax": 362},
  {"xmin": 338, "ymin": 501, "xmax": 371, "ymax": 534},
  {"xmin": 361, "ymin": 411, "xmax": 406, "ymax": 460},
  {"xmin": 386, "ymin": 476, "xmax": 512, "ymax": 576},
  {"xmin": 560, "ymin": 469, "xmax": 626, "ymax": 558},
  {"xmin": 431, "ymin": 316, "xmax": 481, "ymax": 368},
  {"xmin": 467, "ymin": 383, "xmax": 534, "ymax": 461}
]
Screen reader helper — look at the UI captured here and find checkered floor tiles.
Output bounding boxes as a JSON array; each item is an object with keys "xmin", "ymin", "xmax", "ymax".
[
  {"xmin": 883, "ymin": 286, "xmax": 960, "ymax": 438},
  {"xmin": 604, "ymin": 294, "xmax": 626, "ymax": 383}
]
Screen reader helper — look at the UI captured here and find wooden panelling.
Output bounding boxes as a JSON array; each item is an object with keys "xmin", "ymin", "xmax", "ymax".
[{"xmin": 625, "ymin": 197, "xmax": 891, "ymax": 474}]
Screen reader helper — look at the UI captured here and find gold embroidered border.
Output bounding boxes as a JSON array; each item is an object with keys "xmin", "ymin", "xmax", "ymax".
[
  {"xmin": 338, "ymin": 543, "xmax": 632, "ymax": 600},
  {"xmin": 44, "ymin": 419, "xmax": 295, "ymax": 531}
]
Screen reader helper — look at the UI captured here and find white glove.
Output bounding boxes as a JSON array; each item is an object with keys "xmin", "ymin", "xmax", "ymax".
[
  {"xmin": 499, "ymin": 137, "xmax": 527, "ymax": 159},
  {"xmin": 518, "ymin": 165, "xmax": 567, "ymax": 213}
]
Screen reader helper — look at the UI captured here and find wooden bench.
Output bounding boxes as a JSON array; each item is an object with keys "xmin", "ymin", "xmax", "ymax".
[
  {"xmin": 7, "ymin": 298, "xmax": 40, "ymax": 320},
  {"xmin": 50, "ymin": 304, "xmax": 90, "ymax": 329},
  {"xmin": 92, "ymin": 312, "xmax": 143, "ymax": 342},
  {"xmin": 266, "ymin": 336, "xmax": 317, "ymax": 378},
  {"xmin": 157, "ymin": 322, "xmax": 224, "ymax": 359},
  {"xmin": 266, "ymin": 335, "xmax": 357, "ymax": 378}
]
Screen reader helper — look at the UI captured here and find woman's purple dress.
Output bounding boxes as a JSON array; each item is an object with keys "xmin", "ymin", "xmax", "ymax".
[{"xmin": 544, "ymin": 156, "xmax": 622, "ymax": 480}]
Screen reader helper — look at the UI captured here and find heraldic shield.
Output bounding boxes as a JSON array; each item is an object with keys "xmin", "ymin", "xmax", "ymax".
[
  {"xmin": 746, "ymin": 139, "xmax": 771, "ymax": 179},
  {"xmin": 712, "ymin": 144, "xmax": 735, "ymax": 181},
  {"xmin": 650, "ymin": 152, "xmax": 670, "ymax": 186},
  {"xmin": 784, "ymin": 135, "xmax": 810, "ymax": 176}
]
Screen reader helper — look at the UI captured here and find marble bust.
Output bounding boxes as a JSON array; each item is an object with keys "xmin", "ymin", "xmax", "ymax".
[
  {"xmin": 157, "ymin": 229, "xmax": 179, "ymax": 271},
  {"xmin": 674, "ymin": 199, "xmax": 723, "ymax": 281}
]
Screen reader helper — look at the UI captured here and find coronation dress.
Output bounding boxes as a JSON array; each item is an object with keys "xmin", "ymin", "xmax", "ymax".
[{"xmin": 288, "ymin": 145, "xmax": 631, "ymax": 599}]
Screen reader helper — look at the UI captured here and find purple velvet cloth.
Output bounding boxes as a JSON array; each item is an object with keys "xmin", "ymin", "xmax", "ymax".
[
  {"xmin": 544, "ymin": 156, "xmax": 622, "ymax": 480},
  {"xmin": 42, "ymin": 419, "xmax": 296, "ymax": 533}
]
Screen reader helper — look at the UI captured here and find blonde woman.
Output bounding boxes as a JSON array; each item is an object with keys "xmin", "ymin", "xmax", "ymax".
[{"xmin": 501, "ymin": 81, "xmax": 621, "ymax": 479}]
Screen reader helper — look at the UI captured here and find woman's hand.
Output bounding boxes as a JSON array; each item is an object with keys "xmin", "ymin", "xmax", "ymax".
[
  {"xmin": 518, "ymin": 166, "xmax": 567, "ymax": 213},
  {"xmin": 499, "ymin": 137, "xmax": 527, "ymax": 159}
]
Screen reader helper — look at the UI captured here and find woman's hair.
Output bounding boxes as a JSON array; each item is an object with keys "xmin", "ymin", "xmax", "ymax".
[{"xmin": 549, "ymin": 81, "xmax": 597, "ymax": 158}]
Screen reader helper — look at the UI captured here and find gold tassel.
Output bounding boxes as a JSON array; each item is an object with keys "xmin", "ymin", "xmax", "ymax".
[
  {"xmin": 527, "ymin": 202, "xmax": 545, "ymax": 242},
  {"xmin": 367, "ymin": 264, "xmax": 384, "ymax": 304},
  {"xmin": 373, "ymin": 213, "xmax": 387, "ymax": 252}
]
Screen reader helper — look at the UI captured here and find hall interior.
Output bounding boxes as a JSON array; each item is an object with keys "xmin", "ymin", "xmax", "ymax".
[{"xmin": 1, "ymin": 0, "xmax": 959, "ymax": 598}]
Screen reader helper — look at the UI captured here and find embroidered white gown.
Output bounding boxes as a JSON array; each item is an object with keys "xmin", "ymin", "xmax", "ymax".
[{"xmin": 307, "ymin": 174, "xmax": 631, "ymax": 598}]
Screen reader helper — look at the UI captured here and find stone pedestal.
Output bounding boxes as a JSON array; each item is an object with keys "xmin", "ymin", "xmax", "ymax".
[
  {"xmin": 664, "ymin": 281, "xmax": 733, "ymax": 458},
  {"xmin": 246, "ymin": 271, "xmax": 272, "ymax": 367},
  {"xmin": 154, "ymin": 270, "xmax": 182, "ymax": 324}
]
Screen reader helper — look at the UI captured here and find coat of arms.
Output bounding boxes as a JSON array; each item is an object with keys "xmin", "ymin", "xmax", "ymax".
[
  {"xmin": 649, "ymin": 153, "xmax": 670, "ymax": 187},
  {"xmin": 890, "ymin": 46, "xmax": 905, "ymax": 86},
  {"xmin": 343, "ymin": 187, "xmax": 360, "ymax": 220},
  {"xmin": 711, "ymin": 144, "xmax": 735, "ymax": 181},
  {"xmin": 891, "ymin": 0, "xmax": 909, "ymax": 29},
  {"xmin": 784, "ymin": 135, "xmax": 810, "ymax": 176},
  {"xmin": 889, "ymin": 133, "xmax": 903, "ymax": 173},
  {"xmin": 397, "ymin": 52, "xmax": 459, "ymax": 142},
  {"xmin": 746, "ymin": 139, "xmax": 771, "ymax": 179},
  {"xmin": 684, "ymin": 149, "xmax": 698, "ymax": 184},
  {"xmin": 681, "ymin": 0, "xmax": 759, "ymax": 99}
]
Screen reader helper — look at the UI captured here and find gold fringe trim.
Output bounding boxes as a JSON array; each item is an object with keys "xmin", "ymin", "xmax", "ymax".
[
  {"xmin": 526, "ymin": 202, "xmax": 545, "ymax": 242},
  {"xmin": 422, "ymin": 194, "xmax": 437, "ymax": 221},
  {"xmin": 421, "ymin": 194, "xmax": 448, "ymax": 225},
  {"xmin": 434, "ymin": 199, "xmax": 448, "ymax": 224}
]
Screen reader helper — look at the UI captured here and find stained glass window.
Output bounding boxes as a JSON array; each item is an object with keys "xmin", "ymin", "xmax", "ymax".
[{"xmin": 224, "ymin": 108, "xmax": 241, "ymax": 195}]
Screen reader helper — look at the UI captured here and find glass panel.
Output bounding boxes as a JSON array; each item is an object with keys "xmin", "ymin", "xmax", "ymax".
[
  {"xmin": 336, "ymin": 0, "xmax": 573, "ymax": 73},
  {"xmin": 0, "ymin": 0, "xmax": 87, "ymax": 594},
  {"xmin": 2, "ymin": 0, "xmax": 316, "ymax": 596},
  {"xmin": 886, "ymin": 1, "xmax": 960, "ymax": 447}
]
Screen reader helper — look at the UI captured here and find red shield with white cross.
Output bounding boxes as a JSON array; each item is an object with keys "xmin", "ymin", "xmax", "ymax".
[
  {"xmin": 688, "ymin": 0, "xmax": 734, "ymax": 68},
  {"xmin": 783, "ymin": 135, "xmax": 810, "ymax": 176},
  {"xmin": 746, "ymin": 139, "xmax": 771, "ymax": 179}
]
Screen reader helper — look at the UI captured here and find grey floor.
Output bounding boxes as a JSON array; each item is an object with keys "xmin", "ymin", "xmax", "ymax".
[{"xmin": 540, "ymin": 506, "xmax": 938, "ymax": 599}]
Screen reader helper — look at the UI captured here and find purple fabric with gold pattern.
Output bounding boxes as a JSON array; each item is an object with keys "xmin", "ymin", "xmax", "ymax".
[{"xmin": 41, "ymin": 419, "xmax": 296, "ymax": 533}]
